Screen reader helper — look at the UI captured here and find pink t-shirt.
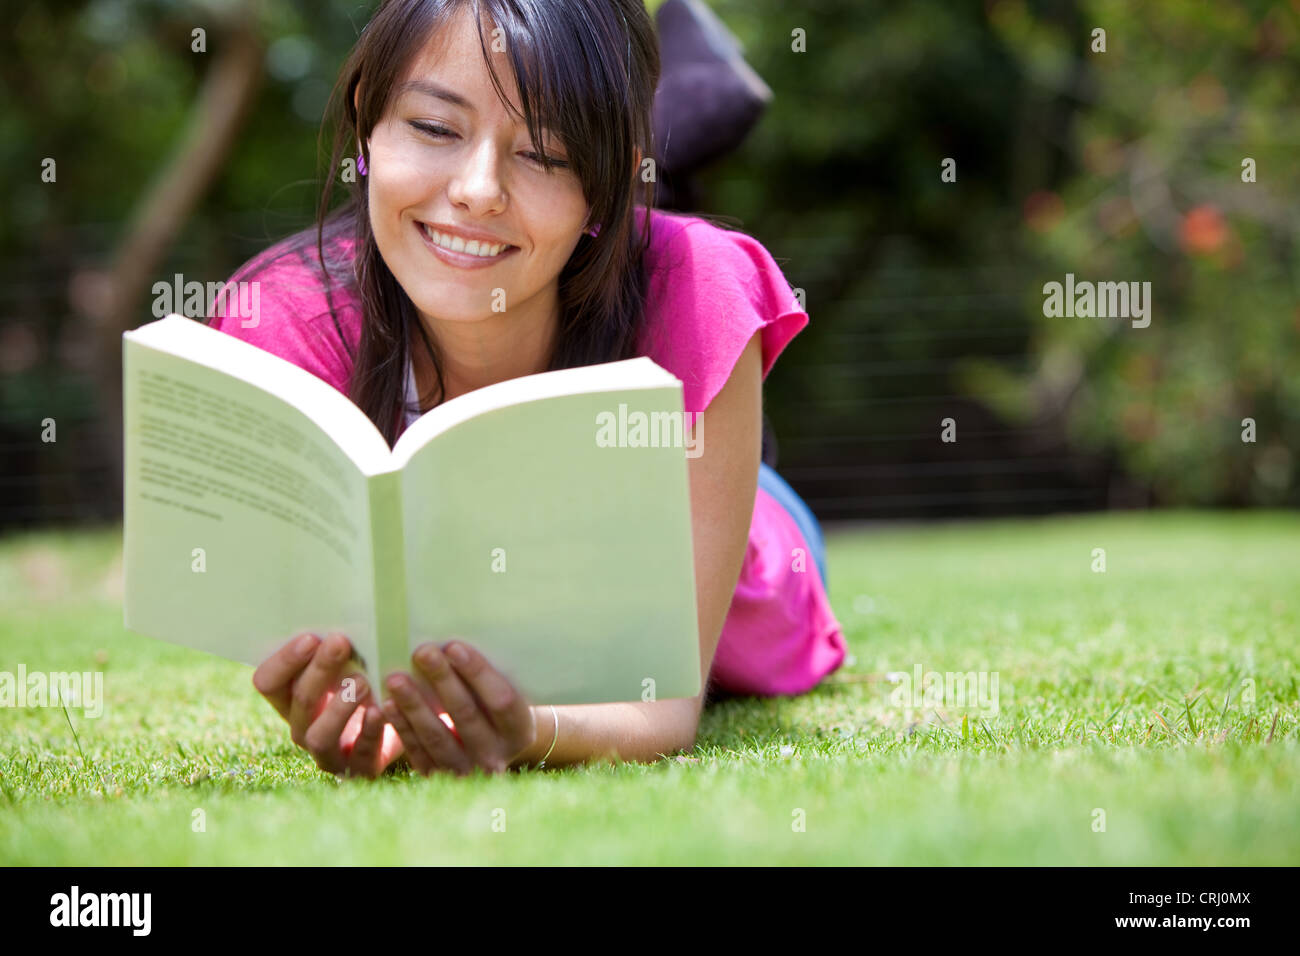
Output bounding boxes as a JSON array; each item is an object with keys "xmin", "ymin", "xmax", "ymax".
[{"xmin": 207, "ymin": 205, "xmax": 845, "ymax": 696}]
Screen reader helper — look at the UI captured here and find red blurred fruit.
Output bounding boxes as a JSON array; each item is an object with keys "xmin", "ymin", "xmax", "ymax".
[{"xmin": 1180, "ymin": 205, "xmax": 1227, "ymax": 255}]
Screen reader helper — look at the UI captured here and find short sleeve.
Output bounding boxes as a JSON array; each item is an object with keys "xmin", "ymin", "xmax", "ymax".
[
  {"xmin": 638, "ymin": 209, "xmax": 808, "ymax": 415},
  {"xmin": 205, "ymin": 234, "xmax": 361, "ymax": 398}
]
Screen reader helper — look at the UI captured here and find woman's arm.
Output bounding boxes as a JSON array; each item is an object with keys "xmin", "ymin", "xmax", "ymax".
[{"xmin": 509, "ymin": 332, "xmax": 764, "ymax": 768}]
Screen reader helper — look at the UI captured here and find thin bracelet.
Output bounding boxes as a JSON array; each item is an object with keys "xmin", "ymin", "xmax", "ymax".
[{"xmin": 537, "ymin": 705, "xmax": 559, "ymax": 769}]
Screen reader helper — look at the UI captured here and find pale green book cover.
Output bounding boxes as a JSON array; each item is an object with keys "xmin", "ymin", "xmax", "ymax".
[{"xmin": 122, "ymin": 314, "xmax": 701, "ymax": 705}]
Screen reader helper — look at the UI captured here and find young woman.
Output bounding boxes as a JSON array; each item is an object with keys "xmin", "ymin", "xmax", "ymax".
[{"xmin": 207, "ymin": 0, "xmax": 845, "ymax": 777}]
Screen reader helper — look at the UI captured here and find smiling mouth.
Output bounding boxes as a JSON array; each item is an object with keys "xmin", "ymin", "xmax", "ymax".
[{"xmin": 417, "ymin": 221, "xmax": 517, "ymax": 260}]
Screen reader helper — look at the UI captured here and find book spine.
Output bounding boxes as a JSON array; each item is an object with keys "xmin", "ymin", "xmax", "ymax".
[{"xmin": 368, "ymin": 469, "xmax": 409, "ymax": 692}]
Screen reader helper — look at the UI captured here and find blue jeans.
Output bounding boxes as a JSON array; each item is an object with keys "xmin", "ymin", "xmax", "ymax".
[{"xmin": 757, "ymin": 462, "xmax": 827, "ymax": 587}]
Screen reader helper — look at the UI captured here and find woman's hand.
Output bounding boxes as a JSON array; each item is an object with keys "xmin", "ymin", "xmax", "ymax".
[
  {"xmin": 252, "ymin": 632, "xmax": 405, "ymax": 778},
  {"xmin": 382, "ymin": 640, "xmax": 537, "ymax": 776}
]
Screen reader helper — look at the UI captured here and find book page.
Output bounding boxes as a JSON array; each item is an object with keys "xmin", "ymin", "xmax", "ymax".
[
  {"xmin": 398, "ymin": 385, "xmax": 702, "ymax": 705},
  {"xmin": 122, "ymin": 339, "xmax": 381, "ymax": 677},
  {"xmin": 391, "ymin": 356, "xmax": 680, "ymax": 468}
]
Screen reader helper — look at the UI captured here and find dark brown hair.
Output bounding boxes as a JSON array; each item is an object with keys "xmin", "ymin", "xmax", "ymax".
[{"xmin": 308, "ymin": 0, "xmax": 661, "ymax": 445}]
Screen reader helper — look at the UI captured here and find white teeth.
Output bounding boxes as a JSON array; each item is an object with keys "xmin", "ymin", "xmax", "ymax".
[{"xmin": 422, "ymin": 223, "xmax": 508, "ymax": 258}]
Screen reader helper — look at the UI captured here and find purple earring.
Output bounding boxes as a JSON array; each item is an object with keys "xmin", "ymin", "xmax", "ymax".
[
  {"xmin": 586, "ymin": 222, "xmax": 601, "ymax": 238},
  {"xmin": 357, "ymin": 153, "xmax": 367, "ymax": 176}
]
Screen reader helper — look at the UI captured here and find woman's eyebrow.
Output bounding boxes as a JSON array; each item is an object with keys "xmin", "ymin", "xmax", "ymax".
[{"xmin": 399, "ymin": 79, "xmax": 477, "ymax": 112}]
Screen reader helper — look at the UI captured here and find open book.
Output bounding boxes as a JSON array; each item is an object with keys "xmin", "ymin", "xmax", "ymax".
[{"xmin": 121, "ymin": 314, "xmax": 702, "ymax": 705}]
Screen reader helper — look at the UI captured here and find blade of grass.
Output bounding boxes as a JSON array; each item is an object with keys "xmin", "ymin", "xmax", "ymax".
[
  {"xmin": 1182, "ymin": 693, "xmax": 1201, "ymax": 738},
  {"xmin": 62, "ymin": 705, "xmax": 108, "ymax": 792},
  {"xmin": 1216, "ymin": 690, "xmax": 1231, "ymax": 735},
  {"xmin": 1152, "ymin": 711, "xmax": 1182, "ymax": 741}
]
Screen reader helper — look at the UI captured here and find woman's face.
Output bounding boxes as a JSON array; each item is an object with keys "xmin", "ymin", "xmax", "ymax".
[{"xmin": 364, "ymin": 7, "xmax": 590, "ymax": 326}]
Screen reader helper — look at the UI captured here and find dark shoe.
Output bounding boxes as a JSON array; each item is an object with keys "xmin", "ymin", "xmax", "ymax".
[{"xmin": 652, "ymin": 0, "xmax": 773, "ymax": 208}]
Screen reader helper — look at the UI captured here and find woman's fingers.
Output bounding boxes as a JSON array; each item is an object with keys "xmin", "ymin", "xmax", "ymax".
[
  {"xmin": 376, "ymin": 724, "xmax": 407, "ymax": 772},
  {"xmin": 381, "ymin": 694, "xmax": 434, "ymax": 775},
  {"xmin": 386, "ymin": 673, "xmax": 473, "ymax": 775},
  {"xmin": 254, "ymin": 631, "xmax": 398, "ymax": 779},
  {"xmin": 254, "ymin": 633, "xmax": 527, "ymax": 778},
  {"xmin": 252, "ymin": 632, "xmax": 321, "ymax": 720},
  {"xmin": 441, "ymin": 642, "xmax": 533, "ymax": 754},
  {"xmin": 442, "ymin": 640, "xmax": 535, "ymax": 756},
  {"xmin": 344, "ymin": 705, "xmax": 386, "ymax": 777},
  {"xmin": 304, "ymin": 673, "xmax": 372, "ymax": 774},
  {"xmin": 411, "ymin": 642, "xmax": 509, "ymax": 772},
  {"xmin": 288, "ymin": 633, "xmax": 354, "ymax": 748}
]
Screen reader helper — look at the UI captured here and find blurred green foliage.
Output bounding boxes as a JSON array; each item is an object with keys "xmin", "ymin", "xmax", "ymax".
[
  {"xmin": 960, "ymin": 0, "xmax": 1300, "ymax": 506},
  {"xmin": 2, "ymin": 0, "xmax": 1297, "ymax": 520}
]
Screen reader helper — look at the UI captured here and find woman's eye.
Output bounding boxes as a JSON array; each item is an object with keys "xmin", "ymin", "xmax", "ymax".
[
  {"xmin": 410, "ymin": 121, "xmax": 454, "ymax": 139},
  {"xmin": 409, "ymin": 121, "xmax": 568, "ymax": 168},
  {"xmin": 526, "ymin": 152, "xmax": 569, "ymax": 169}
]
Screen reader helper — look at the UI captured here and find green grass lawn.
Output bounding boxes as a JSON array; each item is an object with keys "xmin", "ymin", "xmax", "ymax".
[{"xmin": 1, "ymin": 511, "xmax": 1296, "ymax": 865}]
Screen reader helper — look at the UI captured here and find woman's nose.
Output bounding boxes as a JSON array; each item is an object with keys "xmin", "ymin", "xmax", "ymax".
[{"xmin": 448, "ymin": 139, "xmax": 507, "ymax": 215}]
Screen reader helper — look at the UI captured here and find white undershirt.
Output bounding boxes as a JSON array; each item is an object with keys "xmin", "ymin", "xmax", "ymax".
[{"xmin": 402, "ymin": 357, "xmax": 421, "ymax": 429}]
